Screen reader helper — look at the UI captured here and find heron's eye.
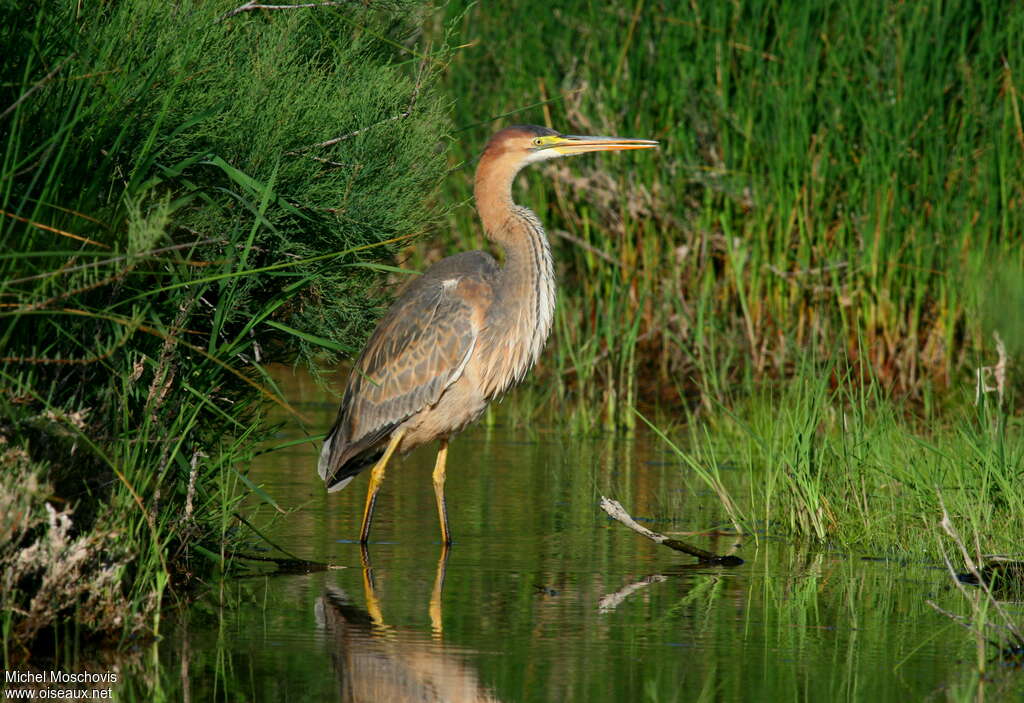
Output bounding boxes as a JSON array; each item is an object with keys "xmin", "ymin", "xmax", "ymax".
[{"xmin": 532, "ymin": 137, "xmax": 544, "ymax": 147}]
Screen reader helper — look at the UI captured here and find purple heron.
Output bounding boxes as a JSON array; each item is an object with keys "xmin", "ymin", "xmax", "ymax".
[{"xmin": 318, "ymin": 125, "xmax": 658, "ymax": 545}]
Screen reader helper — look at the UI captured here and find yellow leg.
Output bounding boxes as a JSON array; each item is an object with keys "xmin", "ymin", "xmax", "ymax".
[
  {"xmin": 429, "ymin": 543, "xmax": 450, "ymax": 641},
  {"xmin": 432, "ymin": 439, "xmax": 451, "ymax": 545},
  {"xmin": 359, "ymin": 544, "xmax": 393, "ymax": 635},
  {"xmin": 359, "ymin": 429, "xmax": 405, "ymax": 544}
]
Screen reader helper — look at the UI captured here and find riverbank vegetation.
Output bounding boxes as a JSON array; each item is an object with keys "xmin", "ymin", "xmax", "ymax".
[
  {"xmin": 646, "ymin": 364, "xmax": 1021, "ymax": 553},
  {"xmin": 430, "ymin": 0, "xmax": 1023, "ymax": 559},
  {"xmin": 2, "ymin": 0, "xmax": 1022, "ymax": 671},
  {"xmin": 1, "ymin": 0, "xmax": 449, "ymax": 656},
  {"xmin": 434, "ymin": 0, "xmax": 1023, "ymax": 427}
]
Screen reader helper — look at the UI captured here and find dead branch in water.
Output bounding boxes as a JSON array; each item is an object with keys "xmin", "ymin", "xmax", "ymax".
[{"xmin": 599, "ymin": 496, "xmax": 743, "ymax": 566}]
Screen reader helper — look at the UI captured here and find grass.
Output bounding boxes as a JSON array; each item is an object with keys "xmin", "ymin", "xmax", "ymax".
[
  {"xmin": 425, "ymin": 0, "xmax": 1023, "ymax": 425},
  {"xmin": 0, "ymin": 0, "xmax": 451, "ymax": 657},
  {"xmin": 426, "ymin": 8, "xmax": 1024, "ymax": 672},
  {"xmin": 2, "ymin": 1, "xmax": 1022, "ymax": 691},
  {"xmin": 643, "ymin": 358, "xmax": 1022, "ymax": 555}
]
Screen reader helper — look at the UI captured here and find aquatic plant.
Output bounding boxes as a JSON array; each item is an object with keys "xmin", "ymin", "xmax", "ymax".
[
  {"xmin": 0, "ymin": 0, "xmax": 449, "ymax": 655},
  {"xmin": 647, "ymin": 355, "xmax": 1023, "ymax": 558}
]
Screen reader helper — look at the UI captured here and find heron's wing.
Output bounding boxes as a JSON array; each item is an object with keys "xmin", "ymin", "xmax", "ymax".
[
  {"xmin": 319, "ymin": 252, "xmax": 496, "ymax": 486},
  {"xmin": 349, "ymin": 277, "xmax": 485, "ymax": 436}
]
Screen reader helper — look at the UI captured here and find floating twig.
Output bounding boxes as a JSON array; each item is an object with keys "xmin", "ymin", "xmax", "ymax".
[
  {"xmin": 936, "ymin": 496, "xmax": 1024, "ymax": 645},
  {"xmin": 229, "ymin": 552, "xmax": 335, "ymax": 573},
  {"xmin": 599, "ymin": 496, "xmax": 743, "ymax": 566}
]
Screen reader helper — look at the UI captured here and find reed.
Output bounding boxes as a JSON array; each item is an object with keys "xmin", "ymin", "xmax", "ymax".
[
  {"xmin": 430, "ymin": 0, "xmax": 1023, "ymax": 425},
  {"xmin": 647, "ymin": 355, "xmax": 1024, "ymax": 557},
  {"xmin": 0, "ymin": 0, "xmax": 449, "ymax": 655}
]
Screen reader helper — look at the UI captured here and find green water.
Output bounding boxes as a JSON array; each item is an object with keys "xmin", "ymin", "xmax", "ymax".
[{"xmin": 116, "ymin": 369, "xmax": 1018, "ymax": 701}]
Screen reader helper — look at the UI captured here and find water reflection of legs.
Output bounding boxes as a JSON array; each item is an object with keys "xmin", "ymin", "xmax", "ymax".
[
  {"xmin": 360, "ymin": 542, "xmax": 450, "ymax": 640},
  {"xmin": 360, "ymin": 543, "xmax": 390, "ymax": 634},
  {"xmin": 320, "ymin": 551, "xmax": 502, "ymax": 703},
  {"xmin": 430, "ymin": 543, "xmax": 450, "ymax": 641}
]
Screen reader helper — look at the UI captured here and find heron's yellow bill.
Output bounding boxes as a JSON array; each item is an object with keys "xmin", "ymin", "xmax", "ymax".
[{"xmin": 533, "ymin": 134, "xmax": 659, "ymax": 155}]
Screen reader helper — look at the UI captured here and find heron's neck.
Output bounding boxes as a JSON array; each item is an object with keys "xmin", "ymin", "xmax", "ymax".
[{"xmin": 474, "ymin": 171, "xmax": 556, "ymax": 395}]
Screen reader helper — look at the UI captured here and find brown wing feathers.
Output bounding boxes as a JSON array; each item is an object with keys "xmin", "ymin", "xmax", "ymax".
[{"xmin": 318, "ymin": 255, "xmax": 495, "ymax": 490}]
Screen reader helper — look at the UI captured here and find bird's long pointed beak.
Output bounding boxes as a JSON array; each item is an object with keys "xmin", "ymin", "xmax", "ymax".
[{"xmin": 549, "ymin": 134, "xmax": 659, "ymax": 155}]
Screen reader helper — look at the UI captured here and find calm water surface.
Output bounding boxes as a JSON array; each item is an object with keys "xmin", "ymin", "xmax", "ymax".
[{"xmin": 122, "ymin": 368, "xmax": 1020, "ymax": 701}]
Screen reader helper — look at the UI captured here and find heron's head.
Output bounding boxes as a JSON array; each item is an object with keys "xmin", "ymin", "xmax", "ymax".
[{"xmin": 480, "ymin": 125, "xmax": 658, "ymax": 175}]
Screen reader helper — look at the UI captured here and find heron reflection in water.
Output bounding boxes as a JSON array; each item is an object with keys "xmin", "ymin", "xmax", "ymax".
[
  {"xmin": 318, "ymin": 125, "xmax": 658, "ymax": 543},
  {"xmin": 317, "ymin": 551, "xmax": 502, "ymax": 703}
]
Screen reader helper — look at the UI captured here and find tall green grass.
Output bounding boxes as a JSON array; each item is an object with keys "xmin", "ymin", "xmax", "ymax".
[
  {"xmin": 646, "ymin": 357, "xmax": 1023, "ymax": 557},
  {"xmin": 0, "ymin": 0, "xmax": 450, "ymax": 655},
  {"xmin": 428, "ymin": 0, "xmax": 1024, "ymax": 664},
  {"xmin": 430, "ymin": 0, "xmax": 1023, "ymax": 423}
]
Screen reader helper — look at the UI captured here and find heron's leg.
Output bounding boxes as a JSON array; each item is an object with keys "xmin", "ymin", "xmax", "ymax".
[
  {"xmin": 429, "ymin": 543, "xmax": 450, "ymax": 641},
  {"xmin": 359, "ymin": 429, "xmax": 405, "ymax": 544},
  {"xmin": 432, "ymin": 439, "xmax": 451, "ymax": 545}
]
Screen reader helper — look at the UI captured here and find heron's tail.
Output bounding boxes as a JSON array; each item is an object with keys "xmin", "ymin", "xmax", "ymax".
[
  {"xmin": 317, "ymin": 431, "xmax": 345, "ymax": 490},
  {"xmin": 318, "ymin": 426, "xmax": 387, "ymax": 493}
]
